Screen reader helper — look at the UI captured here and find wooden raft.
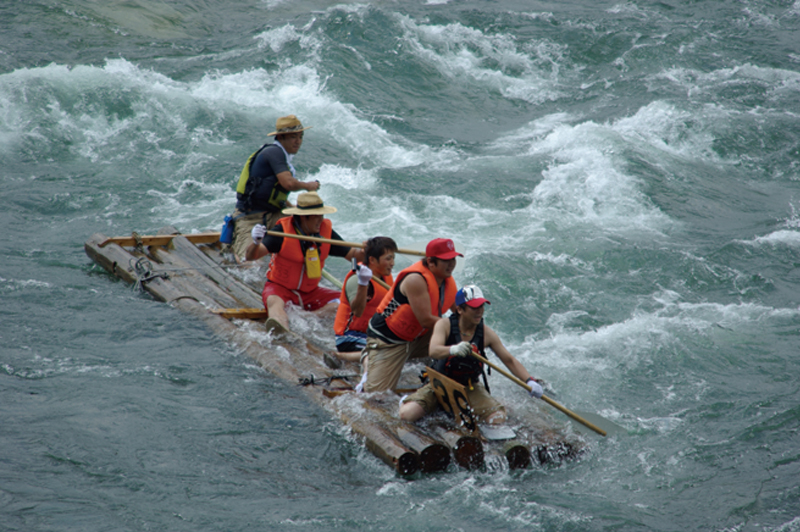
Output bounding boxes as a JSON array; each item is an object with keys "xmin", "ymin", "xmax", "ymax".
[{"xmin": 84, "ymin": 228, "xmax": 584, "ymax": 475}]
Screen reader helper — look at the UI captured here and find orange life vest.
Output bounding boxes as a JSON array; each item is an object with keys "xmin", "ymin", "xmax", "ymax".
[
  {"xmin": 375, "ymin": 260, "xmax": 457, "ymax": 342},
  {"xmin": 333, "ymin": 267, "xmax": 393, "ymax": 336},
  {"xmin": 266, "ymin": 217, "xmax": 332, "ymax": 292}
]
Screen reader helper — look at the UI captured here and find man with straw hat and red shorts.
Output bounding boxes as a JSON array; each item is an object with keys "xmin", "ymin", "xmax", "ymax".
[
  {"xmin": 230, "ymin": 114, "xmax": 320, "ymax": 262},
  {"xmin": 247, "ymin": 191, "xmax": 365, "ymax": 333}
]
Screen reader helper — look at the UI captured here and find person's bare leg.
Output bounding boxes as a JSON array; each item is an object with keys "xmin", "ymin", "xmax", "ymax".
[
  {"xmin": 399, "ymin": 401, "xmax": 426, "ymax": 422},
  {"xmin": 266, "ymin": 295, "xmax": 290, "ymax": 331},
  {"xmin": 333, "ymin": 350, "xmax": 362, "ymax": 362},
  {"xmin": 485, "ymin": 410, "xmax": 507, "ymax": 425}
]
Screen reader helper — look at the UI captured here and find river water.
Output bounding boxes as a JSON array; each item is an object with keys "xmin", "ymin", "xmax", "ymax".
[{"xmin": 2, "ymin": 1, "xmax": 800, "ymax": 530}]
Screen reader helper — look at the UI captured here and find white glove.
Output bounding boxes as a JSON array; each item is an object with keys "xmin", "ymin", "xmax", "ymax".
[
  {"xmin": 527, "ymin": 378, "xmax": 543, "ymax": 399},
  {"xmin": 356, "ymin": 264, "xmax": 373, "ymax": 286},
  {"xmin": 449, "ymin": 341, "xmax": 472, "ymax": 358},
  {"xmin": 251, "ymin": 224, "xmax": 266, "ymax": 245}
]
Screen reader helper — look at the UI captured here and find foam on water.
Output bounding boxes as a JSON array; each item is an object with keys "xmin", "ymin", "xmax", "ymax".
[
  {"xmin": 748, "ymin": 229, "xmax": 800, "ymax": 247},
  {"xmin": 395, "ymin": 14, "xmax": 566, "ymax": 105},
  {"xmin": 502, "ymin": 292, "xmax": 799, "ymax": 403}
]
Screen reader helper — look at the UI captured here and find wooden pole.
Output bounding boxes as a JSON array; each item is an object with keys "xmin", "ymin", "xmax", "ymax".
[
  {"xmin": 468, "ymin": 352, "xmax": 607, "ymax": 437},
  {"xmin": 98, "ymin": 231, "xmax": 426, "ymax": 256},
  {"xmin": 266, "ymin": 231, "xmax": 425, "ymax": 257}
]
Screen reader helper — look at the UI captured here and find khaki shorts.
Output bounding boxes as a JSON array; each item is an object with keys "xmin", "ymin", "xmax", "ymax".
[
  {"xmin": 363, "ymin": 331, "xmax": 432, "ymax": 392},
  {"xmin": 231, "ymin": 210, "xmax": 283, "ymax": 261},
  {"xmin": 403, "ymin": 381, "xmax": 505, "ymax": 422}
]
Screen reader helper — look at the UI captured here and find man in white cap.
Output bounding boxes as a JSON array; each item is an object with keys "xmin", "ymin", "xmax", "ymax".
[
  {"xmin": 399, "ymin": 284, "xmax": 544, "ymax": 425},
  {"xmin": 247, "ymin": 191, "xmax": 364, "ymax": 333},
  {"xmin": 229, "ymin": 115, "xmax": 321, "ymax": 262},
  {"xmin": 361, "ymin": 238, "xmax": 461, "ymax": 392}
]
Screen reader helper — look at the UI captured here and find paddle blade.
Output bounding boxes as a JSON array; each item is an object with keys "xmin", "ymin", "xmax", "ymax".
[
  {"xmin": 479, "ymin": 424, "xmax": 517, "ymax": 441},
  {"xmin": 570, "ymin": 411, "xmax": 625, "ymax": 436}
]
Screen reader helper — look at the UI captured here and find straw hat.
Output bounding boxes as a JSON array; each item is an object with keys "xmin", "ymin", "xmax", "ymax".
[
  {"xmin": 268, "ymin": 115, "xmax": 312, "ymax": 136},
  {"xmin": 282, "ymin": 191, "xmax": 337, "ymax": 215}
]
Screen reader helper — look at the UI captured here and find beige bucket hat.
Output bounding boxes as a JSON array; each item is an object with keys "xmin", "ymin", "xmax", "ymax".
[
  {"xmin": 282, "ymin": 191, "xmax": 337, "ymax": 215},
  {"xmin": 268, "ymin": 115, "xmax": 312, "ymax": 136}
]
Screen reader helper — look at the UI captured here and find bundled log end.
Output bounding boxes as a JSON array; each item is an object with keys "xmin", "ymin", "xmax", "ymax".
[
  {"xmin": 453, "ymin": 435, "xmax": 484, "ymax": 470},
  {"xmin": 504, "ymin": 442, "xmax": 532, "ymax": 470},
  {"xmin": 364, "ymin": 439, "xmax": 419, "ymax": 476},
  {"xmin": 417, "ymin": 443, "xmax": 451, "ymax": 473}
]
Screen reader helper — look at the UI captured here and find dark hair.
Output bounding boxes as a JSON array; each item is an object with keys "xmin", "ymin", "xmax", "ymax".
[{"xmin": 365, "ymin": 236, "xmax": 397, "ymax": 262}]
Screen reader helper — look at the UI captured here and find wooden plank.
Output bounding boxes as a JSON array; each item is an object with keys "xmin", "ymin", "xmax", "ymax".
[
  {"xmin": 85, "ymin": 233, "xmax": 146, "ymax": 286},
  {"xmin": 99, "ymin": 232, "xmax": 221, "ymax": 248},
  {"xmin": 146, "ymin": 245, "xmax": 242, "ymax": 310},
  {"xmin": 157, "ymin": 227, "xmax": 264, "ymax": 309},
  {"xmin": 211, "ymin": 308, "xmax": 269, "ymax": 320}
]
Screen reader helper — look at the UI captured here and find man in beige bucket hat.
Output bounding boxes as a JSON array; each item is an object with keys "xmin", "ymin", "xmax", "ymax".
[
  {"xmin": 247, "ymin": 191, "xmax": 365, "ymax": 333},
  {"xmin": 229, "ymin": 115, "xmax": 320, "ymax": 262}
]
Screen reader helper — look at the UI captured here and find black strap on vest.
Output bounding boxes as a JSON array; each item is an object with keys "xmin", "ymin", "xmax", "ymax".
[
  {"xmin": 242, "ymin": 143, "xmax": 288, "ymax": 213},
  {"xmin": 432, "ymin": 314, "xmax": 490, "ymax": 393},
  {"xmin": 241, "ymin": 143, "xmax": 270, "ymax": 212}
]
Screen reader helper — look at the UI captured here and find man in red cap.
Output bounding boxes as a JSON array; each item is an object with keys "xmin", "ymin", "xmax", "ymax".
[{"xmin": 360, "ymin": 238, "xmax": 462, "ymax": 392}]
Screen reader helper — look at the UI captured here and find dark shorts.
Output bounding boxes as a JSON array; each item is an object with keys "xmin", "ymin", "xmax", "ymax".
[{"xmin": 335, "ymin": 331, "xmax": 367, "ymax": 352}]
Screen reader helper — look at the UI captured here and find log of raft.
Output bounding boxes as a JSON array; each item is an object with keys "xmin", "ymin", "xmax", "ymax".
[{"xmin": 84, "ymin": 228, "xmax": 585, "ymax": 474}]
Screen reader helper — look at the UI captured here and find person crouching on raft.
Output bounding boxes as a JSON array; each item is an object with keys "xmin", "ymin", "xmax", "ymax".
[
  {"xmin": 360, "ymin": 238, "xmax": 461, "ymax": 393},
  {"xmin": 247, "ymin": 191, "xmax": 364, "ymax": 333},
  {"xmin": 399, "ymin": 284, "xmax": 544, "ymax": 425},
  {"xmin": 332, "ymin": 236, "xmax": 397, "ymax": 363}
]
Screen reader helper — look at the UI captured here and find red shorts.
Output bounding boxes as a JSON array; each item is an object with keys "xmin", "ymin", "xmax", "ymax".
[{"xmin": 262, "ymin": 281, "xmax": 341, "ymax": 312}]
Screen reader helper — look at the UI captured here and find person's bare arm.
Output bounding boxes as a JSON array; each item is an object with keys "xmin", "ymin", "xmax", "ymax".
[
  {"xmin": 428, "ymin": 318, "xmax": 452, "ymax": 359},
  {"xmin": 402, "ymin": 273, "xmax": 439, "ymax": 330},
  {"xmin": 349, "ymin": 282, "xmax": 368, "ymax": 317},
  {"xmin": 484, "ymin": 325, "xmax": 532, "ymax": 383},
  {"xmin": 245, "ymin": 241, "xmax": 269, "ymax": 261},
  {"xmin": 275, "ymin": 171, "xmax": 320, "ymax": 192}
]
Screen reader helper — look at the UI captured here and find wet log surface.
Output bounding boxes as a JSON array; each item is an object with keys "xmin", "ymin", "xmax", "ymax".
[{"xmin": 85, "ymin": 229, "xmax": 586, "ymax": 475}]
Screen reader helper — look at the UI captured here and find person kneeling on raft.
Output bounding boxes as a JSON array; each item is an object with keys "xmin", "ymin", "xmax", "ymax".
[
  {"xmin": 399, "ymin": 284, "xmax": 544, "ymax": 425},
  {"xmin": 332, "ymin": 236, "xmax": 397, "ymax": 363}
]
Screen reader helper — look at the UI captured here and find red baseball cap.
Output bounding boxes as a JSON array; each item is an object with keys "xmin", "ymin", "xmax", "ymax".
[{"xmin": 425, "ymin": 238, "xmax": 463, "ymax": 260}]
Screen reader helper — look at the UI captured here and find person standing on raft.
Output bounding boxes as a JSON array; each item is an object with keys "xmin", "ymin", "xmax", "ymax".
[
  {"xmin": 399, "ymin": 284, "xmax": 544, "ymax": 425},
  {"xmin": 247, "ymin": 191, "xmax": 364, "ymax": 333},
  {"xmin": 360, "ymin": 238, "xmax": 461, "ymax": 393},
  {"xmin": 230, "ymin": 115, "xmax": 320, "ymax": 262}
]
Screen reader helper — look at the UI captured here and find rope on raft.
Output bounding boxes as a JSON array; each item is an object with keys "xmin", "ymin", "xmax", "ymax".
[
  {"xmin": 298, "ymin": 374, "xmax": 360, "ymax": 386},
  {"xmin": 130, "ymin": 257, "xmax": 170, "ymax": 292}
]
